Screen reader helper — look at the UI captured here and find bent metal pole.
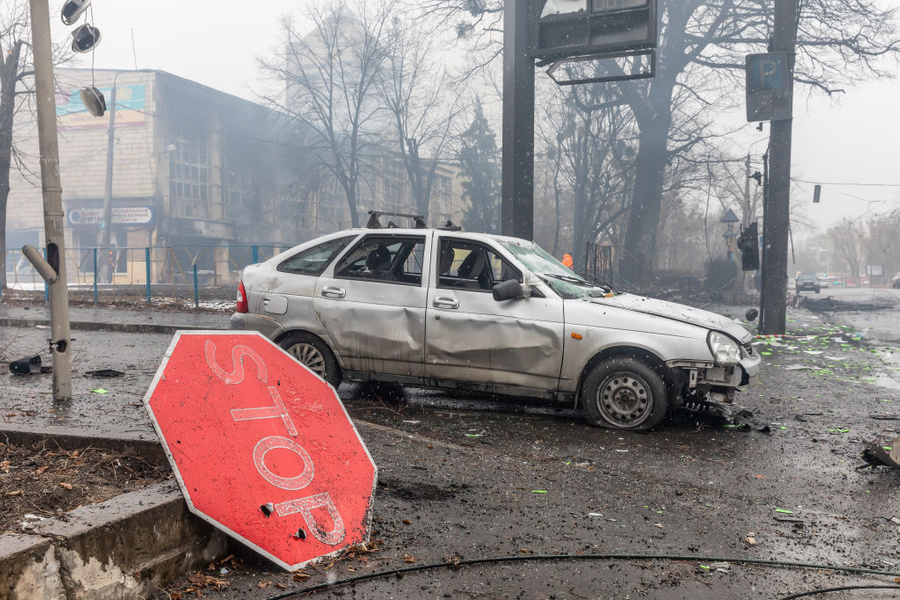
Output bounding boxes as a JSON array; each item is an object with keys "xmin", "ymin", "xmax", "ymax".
[{"xmin": 28, "ymin": 0, "xmax": 73, "ymax": 400}]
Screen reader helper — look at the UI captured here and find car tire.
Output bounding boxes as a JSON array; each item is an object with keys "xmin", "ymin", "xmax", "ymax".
[
  {"xmin": 582, "ymin": 357, "xmax": 668, "ymax": 431},
  {"xmin": 278, "ymin": 332, "xmax": 341, "ymax": 388}
]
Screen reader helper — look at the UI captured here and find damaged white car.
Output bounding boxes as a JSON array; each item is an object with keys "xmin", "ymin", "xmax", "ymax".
[{"xmin": 230, "ymin": 220, "xmax": 760, "ymax": 431}]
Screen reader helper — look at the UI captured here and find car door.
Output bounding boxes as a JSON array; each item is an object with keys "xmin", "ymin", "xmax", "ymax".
[
  {"xmin": 314, "ymin": 233, "xmax": 429, "ymax": 377},
  {"xmin": 424, "ymin": 236, "xmax": 565, "ymax": 392}
]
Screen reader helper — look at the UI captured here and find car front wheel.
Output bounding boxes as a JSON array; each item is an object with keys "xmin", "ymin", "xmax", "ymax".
[
  {"xmin": 582, "ymin": 357, "xmax": 668, "ymax": 431},
  {"xmin": 279, "ymin": 332, "xmax": 341, "ymax": 389}
]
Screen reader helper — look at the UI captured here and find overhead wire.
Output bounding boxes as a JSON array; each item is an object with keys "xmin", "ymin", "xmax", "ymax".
[{"xmin": 793, "ymin": 178, "xmax": 900, "ymax": 188}]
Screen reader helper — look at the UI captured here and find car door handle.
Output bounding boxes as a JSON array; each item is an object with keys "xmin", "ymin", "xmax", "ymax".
[
  {"xmin": 433, "ymin": 296, "xmax": 459, "ymax": 309},
  {"xmin": 321, "ymin": 286, "xmax": 346, "ymax": 298}
]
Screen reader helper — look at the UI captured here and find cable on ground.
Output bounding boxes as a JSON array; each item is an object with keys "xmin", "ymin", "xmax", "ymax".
[{"xmin": 262, "ymin": 552, "xmax": 900, "ymax": 599}]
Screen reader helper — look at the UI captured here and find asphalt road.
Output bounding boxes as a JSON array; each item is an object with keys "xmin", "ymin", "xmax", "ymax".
[
  {"xmin": 148, "ymin": 292, "xmax": 900, "ymax": 600},
  {"xmin": 4, "ymin": 293, "xmax": 900, "ymax": 599}
]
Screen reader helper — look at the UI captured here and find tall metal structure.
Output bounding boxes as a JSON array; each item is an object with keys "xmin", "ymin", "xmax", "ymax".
[
  {"xmin": 501, "ymin": 0, "xmax": 538, "ymax": 240},
  {"xmin": 501, "ymin": 0, "xmax": 657, "ymax": 241}
]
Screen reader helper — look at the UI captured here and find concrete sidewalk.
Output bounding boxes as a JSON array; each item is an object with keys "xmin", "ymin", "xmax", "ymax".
[{"xmin": 0, "ymin": 305, "xmax": 230, "ymax": 599}]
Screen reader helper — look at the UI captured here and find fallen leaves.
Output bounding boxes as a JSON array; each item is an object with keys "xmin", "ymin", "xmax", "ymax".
[{"xmin": 185, "ymin": 572, "xmax": 229, "ymax": 592}]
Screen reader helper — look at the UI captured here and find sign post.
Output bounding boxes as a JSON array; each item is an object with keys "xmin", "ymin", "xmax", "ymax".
[
  {"xmin": 745, "ymin": 52, "xmax": 792, "ymax": 122},
  {"xmin": 144, "ymin": 331, "xmax": 377, "ymax": 570}
]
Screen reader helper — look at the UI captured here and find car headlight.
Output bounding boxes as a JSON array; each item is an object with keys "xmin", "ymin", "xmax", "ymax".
[{"xmin": 708, "ymin": 331, "xmax": 741, "ymax": 365}]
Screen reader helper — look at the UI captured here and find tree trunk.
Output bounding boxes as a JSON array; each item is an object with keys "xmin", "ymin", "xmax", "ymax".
[
  {"xmin": 619, "ymin": 114, "xmax": 671, "ymax": 283},
  {"xmin": 618, "ymin": 0, "xmax": 695, "ymax": 285},
  {"xmin": 0, "ymin": 41, "xmax": 23, "ymax": 291}
]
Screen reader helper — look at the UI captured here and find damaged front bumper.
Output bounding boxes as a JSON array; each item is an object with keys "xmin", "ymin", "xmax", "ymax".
[{"xmin": 669, "ymin": 343, "xmax": 761, "ymax": 404}]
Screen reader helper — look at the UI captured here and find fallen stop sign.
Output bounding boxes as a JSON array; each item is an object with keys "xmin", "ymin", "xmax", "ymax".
[{"xmin": 143, "ymin": 331, "xmax": 377, "ymax": 570}]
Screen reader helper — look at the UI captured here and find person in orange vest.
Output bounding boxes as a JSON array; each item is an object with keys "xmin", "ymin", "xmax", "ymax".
[{"xmin": 562, "ymin": 253, "xmax": 573, "ymax": 269}]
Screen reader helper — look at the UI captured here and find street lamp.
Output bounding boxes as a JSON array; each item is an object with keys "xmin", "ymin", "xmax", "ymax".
[{"xmin": 98, "ymin": 72, "xmax": 124, "ymax": 282}]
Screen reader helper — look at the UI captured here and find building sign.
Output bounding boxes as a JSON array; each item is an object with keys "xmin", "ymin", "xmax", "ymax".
[
  {"xmin": 56, "ymin": 84, "xmax": 147, "ymax": 131},
  {"xmin": 67, "ymin": 206, "xmax": 154, "ymax": 226},
  {"xmin": 746, "ymin": 53, "xmax": 792, "ymax": 122}
]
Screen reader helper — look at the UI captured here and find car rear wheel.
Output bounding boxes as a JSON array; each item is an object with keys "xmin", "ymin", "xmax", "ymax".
[
  {"xmin": 279, "ymin": 332, "xmax": 341, "ymax": 388},
  {"xmin": 582, "ymin": 357, "xmax": 668, "ymax": 431}
]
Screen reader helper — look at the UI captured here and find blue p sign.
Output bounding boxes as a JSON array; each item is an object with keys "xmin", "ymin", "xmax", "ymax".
[
  {"xmin": 746, "ymin": 52, "xmax": 792, "ymax": 122},
  {"xmin": 750, "ymin": 55, "xmax": 785, "ymax": 90}
]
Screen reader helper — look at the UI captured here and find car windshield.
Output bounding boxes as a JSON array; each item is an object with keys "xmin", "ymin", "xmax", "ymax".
[{"xmin": 498, "ymin": 239, "xmax": 609, "ymax": 299}]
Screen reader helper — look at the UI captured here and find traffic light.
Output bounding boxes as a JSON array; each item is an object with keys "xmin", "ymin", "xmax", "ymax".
[{"xmin": 738, "ymin": 222, "xmax": 759, "ymax": 271}]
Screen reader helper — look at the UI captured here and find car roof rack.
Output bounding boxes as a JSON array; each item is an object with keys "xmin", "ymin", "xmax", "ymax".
[
  {"xmin": 366, "ymin": 210, "xmax": 426, "ymax": 229},
  {"xmin": 365, "ymin": 210, "xmax": 463, "ymax": 231}
]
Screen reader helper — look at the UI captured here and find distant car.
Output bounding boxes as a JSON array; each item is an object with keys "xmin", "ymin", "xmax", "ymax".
[
  {"xmin": 893, "ymin": 272, "xmax": 900, "ymax": 289},
  {"xmin": 796, "ymin": 273, "xmax": 820, "ymax": 293},
  {"xmin": 230, "ymin": 220, "xmax": 761, "ymax": 431}
]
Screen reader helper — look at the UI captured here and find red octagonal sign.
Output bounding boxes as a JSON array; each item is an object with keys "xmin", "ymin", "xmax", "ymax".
[{"xmin": 143, "ymin": 331, "xmax": 377, "ymax": 570}]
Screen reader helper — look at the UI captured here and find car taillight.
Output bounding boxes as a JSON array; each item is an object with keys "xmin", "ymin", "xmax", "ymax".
[{"xmin": 236, "ymin": 280, "xmax": 248, "ymax": 313}]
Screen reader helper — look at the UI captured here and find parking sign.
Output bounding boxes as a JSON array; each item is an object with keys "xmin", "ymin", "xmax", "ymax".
[{"xmin": 746, "ymin": 52, "xmax": 792, "ymax": 122}]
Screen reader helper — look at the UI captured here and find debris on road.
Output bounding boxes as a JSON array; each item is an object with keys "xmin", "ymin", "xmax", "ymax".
[
  {"xmin": 85, "ymin": 368, "xmax": 125, "ymax": 378},
  {"xmin": 860, "ymin": 437, "xmax": 900, "ymax": 470},
  {"xmin": 9, "ymin": 354, "xmax": 43, "ymax": 375},
  {"xmin": 797, "ymin": 296, "xmax": 894, "ymax": 312}
]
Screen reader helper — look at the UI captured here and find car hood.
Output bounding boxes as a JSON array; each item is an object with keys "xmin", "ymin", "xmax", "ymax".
[{"xmin": 584, "ymin": 293, "xmax": 753, "ymax": 343}]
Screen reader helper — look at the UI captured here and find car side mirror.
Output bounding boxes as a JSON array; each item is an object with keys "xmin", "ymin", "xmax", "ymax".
[{"xmin": 492, "ymin": 279, "xmax": 528, "ymax": 301}]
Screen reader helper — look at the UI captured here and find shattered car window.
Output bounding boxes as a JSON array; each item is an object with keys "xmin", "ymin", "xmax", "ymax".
[
  {"xmin": 334, "ymin": 236, "xmax": 426, "ymax": 285},
  {"xmin": 498, "ymin": 239, "xmax": 606, "ymax": 299}
]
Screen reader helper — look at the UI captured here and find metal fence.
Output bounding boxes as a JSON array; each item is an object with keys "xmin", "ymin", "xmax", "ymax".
[{"xmin": 2, "ymin": 245, "xmax": 285, "ymax": 306}]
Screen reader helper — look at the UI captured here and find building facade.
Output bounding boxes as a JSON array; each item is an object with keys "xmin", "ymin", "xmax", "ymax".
[{"xmin": 7, "ymin": 68, "xmax": 466, "ymax": 286}]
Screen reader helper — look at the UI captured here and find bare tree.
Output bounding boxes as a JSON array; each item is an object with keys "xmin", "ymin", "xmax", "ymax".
[
  {"xmin": 535, "ymin": 81, "xmax": 637, "ymax": 271},
  {"xmin": 421, "ymin": 0, "xmax": 900, "ymax": 284},
  {"xmin": 828, "ymin": 217, "xmax": 864, "ymax": 283},
  {"xmin": 0, "ymin": 1, "xmax": 34, "ymax": 290},
  {"xmin": 864, "ymin": 211, "xmax": 900, "ymax": 283},
  {"xmin": 260, "ymin": 0, "xmax": 395, "ymax": 228},
  {"xmin": 379, "ymin": 14, "xmax": 463, "ymax": 222}
]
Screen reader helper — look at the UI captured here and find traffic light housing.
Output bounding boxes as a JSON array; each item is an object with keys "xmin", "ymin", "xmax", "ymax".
[{"xmin": 738, "ymin": 222, "xmax": 759, "ymax": 271}]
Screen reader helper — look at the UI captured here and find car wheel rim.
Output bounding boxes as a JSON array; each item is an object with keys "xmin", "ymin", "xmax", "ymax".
[
  {"xmin": 288, "ymin": 343, "xmax": 327, "ymax": 378},
  {"xmin": 596, "ymin": 372, "xmax": 652, "ymax": 428}
]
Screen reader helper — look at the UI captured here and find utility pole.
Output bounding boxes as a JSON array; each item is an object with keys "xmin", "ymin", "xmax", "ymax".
[
  {"xmin": 760, "ymin": 0, "xmax": 797, "ymax": 335},
  {"xmin": 501, "ymin": 0, "xmax": 535, "ymax": 241},
  {"xmin": 26, "ymin": 0, "xmax": 72, "ymax": 400},
  {"xmin": 743, "ymin": 154, "xmax": 751, "ymax": 227},
  {"xmin": 99, "ymin": 79, "xmax": 118, "ymax": 283}
]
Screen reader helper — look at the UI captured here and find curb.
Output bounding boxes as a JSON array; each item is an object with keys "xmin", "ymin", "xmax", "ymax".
[
  {"xmin": 0, "ymin": 429, "xmax": 227, "ymax": 599},
  {"xmin": 0, "ymin": 481, "xmax": 227, "ymax": 599},
  {"xmin": 0, "ymin": 317, "xmax": 221, "ymax": 335},
  {"xmin": 0, "ymin": 425, "xmax": 167, "ymax": 466}
]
